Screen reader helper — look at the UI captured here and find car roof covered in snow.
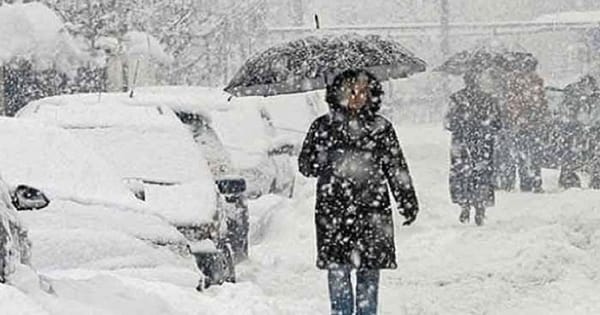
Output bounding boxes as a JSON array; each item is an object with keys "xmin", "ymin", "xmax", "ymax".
[
  {"xmin": 17, "ymin": 99, "xmax": 218, "ymax": 225},
  {"xmin": 19, "ymin": 98, "xmax": 211, "ymax": 183},
  {"xmin": 18, "ymin": 88, "xmax": 321, "ymax": 170},
  {"xmin": 139, "ymin": 87, "xmax": 324, "ymax": 169}
]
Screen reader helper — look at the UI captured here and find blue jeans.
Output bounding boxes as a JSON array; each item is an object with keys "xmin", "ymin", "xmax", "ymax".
[{"xmin": 327, "ymin": 266, "xmax": 380, "ymax": 315}]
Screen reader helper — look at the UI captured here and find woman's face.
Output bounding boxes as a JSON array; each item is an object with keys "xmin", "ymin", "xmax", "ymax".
[{"xmin": 342, "ymin": 76, "xmax": 370, "ymax": 113}]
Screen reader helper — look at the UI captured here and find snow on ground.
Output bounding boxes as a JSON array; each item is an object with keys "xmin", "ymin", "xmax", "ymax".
[
  {"xmin": 5, "ymin": 123, "xmax": 600, "ymax": 314},
  {"xmin": 0, "ymin": 283, "xmax": 49, "ymax": 315},
  {"xmin": 237, "ymin": 123, "xmax": 600, "ymax": 315}
]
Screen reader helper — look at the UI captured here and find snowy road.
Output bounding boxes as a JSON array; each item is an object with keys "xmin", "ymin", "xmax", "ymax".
[
  {"xmin": 239, "ymin": 124, "xmax": 600, "ymax": 315},
  {"xmin": 4, "ymin": 124, "xmax": 600, "ymax": 315}
]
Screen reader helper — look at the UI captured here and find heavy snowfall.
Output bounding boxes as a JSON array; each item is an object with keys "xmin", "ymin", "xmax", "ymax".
[{"xmin": 1, "ymin": 1, "xmax": 600, "ymax": 314}]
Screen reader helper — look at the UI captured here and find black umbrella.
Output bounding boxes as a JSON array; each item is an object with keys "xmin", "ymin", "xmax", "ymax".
[
  {"xmin": 224, "ymin": 33, "xmax": 427, "ymax": 97},
  {"xmin": 435, "ymin": 40, "xmax": 537, "ymax": 75}
]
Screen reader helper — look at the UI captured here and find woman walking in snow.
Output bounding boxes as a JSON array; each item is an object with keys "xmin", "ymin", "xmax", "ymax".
[
  {"xmin": 298, "ymin": 69, "xmax": 419, "ymax": 315},
  {"xmin": 445, "ymin": 70, "xmax": 502, "ymax": 226}
]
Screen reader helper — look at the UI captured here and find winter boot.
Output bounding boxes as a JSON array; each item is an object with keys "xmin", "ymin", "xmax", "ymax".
[
  {"xmin": 474, "ymin": 206, "xmax": 485, "ymax": 226},
  {"xmin": 459, "ymin": 206, "xmax": 470, "ymax": 224}
]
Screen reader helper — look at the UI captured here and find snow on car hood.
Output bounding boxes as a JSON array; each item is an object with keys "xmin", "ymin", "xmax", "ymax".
[
  {"xmin": 17, "ymin": 102, "xmax": 218, "ymax": 226},
  {"xmin": 0, "ymin": 117, "xmax": 141, "ymax": 210}
]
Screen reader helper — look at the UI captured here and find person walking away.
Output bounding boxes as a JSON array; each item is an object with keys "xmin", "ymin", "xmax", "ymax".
[
  {"xmin": 298, "ymin": 69, "xmax": 419, "ymax": 315},
  {"xmin": 445, "ymin": 71, "xmax": 501, "ymax": 226},
  {"xmin": 503, "ymin": 70, "xmax": 548, "ymax": 192},
  {"xmin": 557, "ymin": 74, "xmax": 600, "ymax": 189}
]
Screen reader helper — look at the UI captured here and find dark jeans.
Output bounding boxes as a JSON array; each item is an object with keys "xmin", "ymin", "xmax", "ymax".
[{"xmin": 328, "ymin": 266, "xmax": 380, "ymax": 315}]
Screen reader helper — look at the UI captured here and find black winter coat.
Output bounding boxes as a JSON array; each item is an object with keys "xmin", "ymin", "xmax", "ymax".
[
  {"xmin": 445, "ymin": 87, "xmax": 501, "ymax": 207},
  {"xmin": 298, "ymin": 110, "xmax": 418, "ymax": 270}
]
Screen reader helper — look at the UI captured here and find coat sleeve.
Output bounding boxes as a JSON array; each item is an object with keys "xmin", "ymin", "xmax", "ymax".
[
  {"xmin": 298, "ymin": 119, "xmax": 326, "ymax": 178},
  {"xmin": 381, "ymin": 124, "xmax": 419, "ymax": 214}
]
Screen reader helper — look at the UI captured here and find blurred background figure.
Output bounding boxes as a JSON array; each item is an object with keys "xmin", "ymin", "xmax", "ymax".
[
  {"xmin": 555, "ymin": 73, "xmax": 600, "ymax": 189},
  {"xmin": 445, "ymin": 71, "xmax": 501, "ymax": 226},
  {"xmin": 495, "ymin": 67, "xmax": 548, "ymax": 193}
]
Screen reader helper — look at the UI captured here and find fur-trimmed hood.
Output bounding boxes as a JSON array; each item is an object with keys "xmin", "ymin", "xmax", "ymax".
[{"xmin": 325, "ymin": 69, "xmax": 384, "ymax": 118}]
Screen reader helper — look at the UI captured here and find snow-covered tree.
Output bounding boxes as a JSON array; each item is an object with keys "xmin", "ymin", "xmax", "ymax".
[{"xmin": 40, "ymin": 0, "xmax": 266, "ymax": 87}]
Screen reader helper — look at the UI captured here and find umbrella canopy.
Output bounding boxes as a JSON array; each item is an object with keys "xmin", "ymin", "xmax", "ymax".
[
  {"xmin": 224, "ymin": 33, "xmax": 426, "ymax": 97},
  {"xmin": 435, "ymin": 39, "xmax": 537, "ymax": 75}
]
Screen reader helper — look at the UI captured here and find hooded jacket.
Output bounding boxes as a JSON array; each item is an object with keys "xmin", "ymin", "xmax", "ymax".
[{"xmin": 298, "ymin": 69, "xmax": 418, "ymax": 269}]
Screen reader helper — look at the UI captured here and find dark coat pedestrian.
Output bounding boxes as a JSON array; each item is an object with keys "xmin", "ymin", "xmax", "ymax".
[
  {"xmin": 445, "ymin": 72, "xmax": 501, "ymax": 225},
  {"xmin": 298, "ymin": 69, "xmax": 418, "ymax": 270},
  {"xmin": 557, "ymin": 75, "xmax": 600, "ymax": 189},
  {"xmin": 298, "ymin": 69, "xmax": 419, "ymax": 315},
  {"xmin": 494, "ymin": 70, "xmax": 548, "ymax": 192}
]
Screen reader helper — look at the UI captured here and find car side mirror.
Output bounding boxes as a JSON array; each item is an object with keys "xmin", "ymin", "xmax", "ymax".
[
  {"xmin": 216, "ymin": 177, "xmax": 246, "ymax": 195},
  {"xmin": 11, "ymin": 185, "xmax": 50, "ymax": 211},
  {"xmin": 123, "ymin": 178, "xmax": 146, "ymax": 201}
]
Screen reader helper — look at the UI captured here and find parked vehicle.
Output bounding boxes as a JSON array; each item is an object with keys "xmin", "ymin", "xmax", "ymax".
[
  {"xmin": 138, "ymin": 86, "xmax": 321, "ymax": 198},
  {"xmin": 0, "ymin": 177, "xmax": 33, "ymax": 284},
  {"xmin": 17, "ymin": 101, "xmax": 248, "ymax": 287},
  {"xmin": 0, "ymin": 118, "xmax": 203, "ymax": 285}
]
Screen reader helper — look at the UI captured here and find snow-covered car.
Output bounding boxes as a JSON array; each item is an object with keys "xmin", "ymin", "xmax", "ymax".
[
  {"xmin": 17, "ymin": 87, "xmax": 304, "ymax": 199},
  {"xmin": 17, "ymin": 101, "xmax": 248, "ymax": 285},
  {"xmin": 135, "ymin": 86, "xmax": 323, "ymax": 199},
  {"xmin": 0, "ymin": 118, "xmax": 201, "ymax": 283},
  {"xmin": 0, "ymin": 177, "xmax": 33, "ymax": 284}
]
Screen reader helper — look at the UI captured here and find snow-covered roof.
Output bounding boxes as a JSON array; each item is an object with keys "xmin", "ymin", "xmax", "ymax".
[
  {"xmin": 535, "ymin": 10, "xmax": 600, "ymax": 23},
  {"xmin": 17, "ymin": 99, "xmax": 218, "ymax": 225},
  {"xmin": 0, "ymin": 2, "xmax": 86, "ymax": 71}
]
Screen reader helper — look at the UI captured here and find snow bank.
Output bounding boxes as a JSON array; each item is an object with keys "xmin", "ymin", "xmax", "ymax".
[
  {"xmin": 0, "ymin": 2, "xmax": 85, "ymax": 71},
  {"xmin": 247, "ymin": 194, "xmax": 290, "ymax": 245},
  {"xmin": 0, "ymin": 284, "xmax": 48, "ymax": 315}
]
